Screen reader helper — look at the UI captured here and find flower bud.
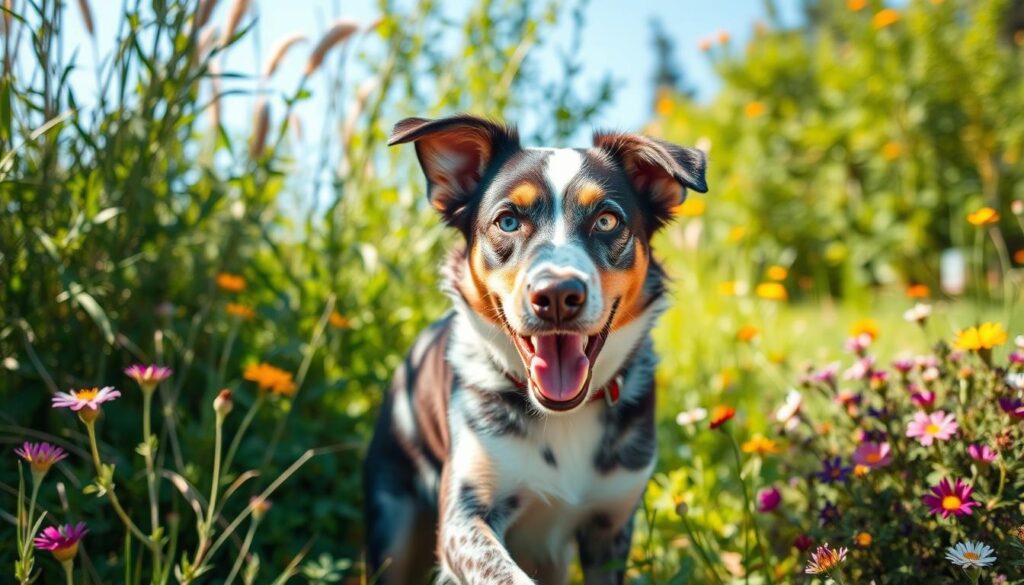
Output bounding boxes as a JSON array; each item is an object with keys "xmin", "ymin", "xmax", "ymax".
[
  {"xmin": 1013, "ymin": 200, "xmax": 1024, "ymax": 216},
  {"xmin": 250, "ymin": 496, "xmax": 272, "ymax": 520},
  {"xmin": 214, "ymin": 389, "xmax": 234, "ymax": 417}
]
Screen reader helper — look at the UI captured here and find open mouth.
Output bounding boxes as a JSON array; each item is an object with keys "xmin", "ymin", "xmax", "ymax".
[{"xmin": 504, "ymin": 302, "xmax": 617, "ymax": 412}]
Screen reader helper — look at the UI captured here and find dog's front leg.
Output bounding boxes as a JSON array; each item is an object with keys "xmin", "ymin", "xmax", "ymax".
[
  {"xmin": 576, "ymin": 510, "xmax": 636, "ymax": 585},
  {"xmin": 436, "ymin": 471, "xmax": 531, "ymax": 585}
]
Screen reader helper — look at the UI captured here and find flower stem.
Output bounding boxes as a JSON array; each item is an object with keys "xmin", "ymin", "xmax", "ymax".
[
  {"xmin": 85, "ymin": 421, "xmax": 156, "ymax": 550},
  {"xmin": 61, "ymin": 559, "xmax": 74, "ymax": 585},
  {"xmin": 224, "ymin": 516, "xmax": 260, "ymax": 585},
  {"xmin": 222, "ymin": 393, "xmax": 265, "ymax": 480},
  {"xmin": 728, "ymin": 433, "xmax": 774, "ymax": 585},
  {"xmin": 142, "ymin": 389, "xmax": 164, "ymax": 581},
  {"xmin": 206, "ymin": 412, "xmax": 225, "ymax": 532},
  {"xmin": 25, "ymin": 477, "xmax": 41, "ymax": 549},
  {"xmin": 679, "ymin": 515, "xmax": 725, "ymax": 585}
]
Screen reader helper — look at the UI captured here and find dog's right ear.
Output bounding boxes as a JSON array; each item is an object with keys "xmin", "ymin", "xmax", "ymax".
[{"xmin": 388, "ymin": 114, "xmax": 520, "ymax": 226}]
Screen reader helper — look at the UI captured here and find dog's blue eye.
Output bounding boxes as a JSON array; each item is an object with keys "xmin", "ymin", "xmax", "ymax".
[
  {"xmin": 594, "ymin": 212, "xmax": 620, "ymax": 233},
  {"xmin": 497, "ymin": 214, "xmax": 521, "ymax": 232}
]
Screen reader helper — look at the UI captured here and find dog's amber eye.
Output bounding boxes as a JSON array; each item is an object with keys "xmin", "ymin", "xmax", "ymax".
[
  {"xmin": 496, "ymin": 213, "xmax": 521, "ymax": 233},
  {"xmin": 593, "ymin": 212, "xmax": 620, "ymax": 233}
]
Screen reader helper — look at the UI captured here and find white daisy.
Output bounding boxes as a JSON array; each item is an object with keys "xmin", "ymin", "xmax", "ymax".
[
  {"xmin": 903, "ymin": 302, "xmax": 932, "ymax": 324},
  {"xmin": 675, "ymin": 407, "xmax": 707, "ymax": 427},
  {"xmin": 775, "ymin": 389, "xmax": 803, "ymax": 431},
  {"xmin": 945, "ymin": 540, "xmax": 996, "ymax": 569}
]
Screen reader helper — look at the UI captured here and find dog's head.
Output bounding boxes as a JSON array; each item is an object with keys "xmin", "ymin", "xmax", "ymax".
[{"xmin": 389, "ymin": 114, "xmax": 707, "ymax": 414}]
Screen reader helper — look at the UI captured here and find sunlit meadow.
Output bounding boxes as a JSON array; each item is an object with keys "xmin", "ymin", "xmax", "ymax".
[{"xmin": 3, "ymin": 0, "xmax": 1024, "ymax": 584}]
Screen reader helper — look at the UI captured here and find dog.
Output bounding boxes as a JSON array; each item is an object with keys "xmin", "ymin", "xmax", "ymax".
[{"xmin": 363, "ymin": 114, "xmax": 708, "ymax": 584}]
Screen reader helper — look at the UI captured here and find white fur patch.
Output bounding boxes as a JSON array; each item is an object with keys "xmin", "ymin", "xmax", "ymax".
[{"xmin": 541, "ymin": 149, "xmax": 583, "ymax": 245}]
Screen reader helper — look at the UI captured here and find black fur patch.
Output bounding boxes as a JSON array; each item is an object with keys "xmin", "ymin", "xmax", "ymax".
[
  {"xmin": 541, "ymin": 446, "xmax": 557, "ymax": 468},
  {"xmin": 593, "ymin": 375, "xmax": 657, "ymax": 474},
  {"xmin": 464, "ymin": 388, "xmax": 533, "ymax": 437}
]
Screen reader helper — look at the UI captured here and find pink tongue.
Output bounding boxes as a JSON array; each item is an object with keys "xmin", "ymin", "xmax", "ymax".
[{"xmin": 529, "ymin": 334, "xmax": 590, "ymax": 403}]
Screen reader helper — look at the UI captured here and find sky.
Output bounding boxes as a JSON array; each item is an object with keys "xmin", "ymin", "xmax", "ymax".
[{"xmin": 50, "ymin": 0, "xmax": 806, "ymax": 146}]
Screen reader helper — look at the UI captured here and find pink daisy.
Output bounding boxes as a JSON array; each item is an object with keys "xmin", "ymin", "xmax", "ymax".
[
  {"xmin": 52, "ymin": 387, "xmax": 121, "ymax": 412},
  {"xmin": 123, "ymin": 364, "xmax": 172, "ymax": 391},
  {"xmin": 967, "ymin": 443, "xmax": 998, "ymax": 464},
  {"xmin": 905, "ymin": 410, "xmax": 958, "ymax": 446},
  {"xmin": 922, "ymin": 478, "xmax": 979, "ymax": 519},
  {"xmin": 34, "ymin": 522, "xmax": 88, "ymax": 562},
  {"xmin": 14, "ymin": 442, "xmax": 68, "ymax": 474},
  {"xmin": 851, "ymin": 441, "xmax": 892, "ymax": 469}
]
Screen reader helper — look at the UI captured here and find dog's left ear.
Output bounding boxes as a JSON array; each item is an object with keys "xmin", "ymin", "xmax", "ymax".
[
  {"xmin": 593, "ymin": 132, "xmax": 707, "ymax": 229},
  {"xmin": 388, "ymin": 114, "xmax": 520, "ymax": 227}
]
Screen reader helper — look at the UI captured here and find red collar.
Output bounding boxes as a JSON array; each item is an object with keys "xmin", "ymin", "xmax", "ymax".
[{"xmin": 503, "ymin": 373, "xmax": 623, "ymax": 407}]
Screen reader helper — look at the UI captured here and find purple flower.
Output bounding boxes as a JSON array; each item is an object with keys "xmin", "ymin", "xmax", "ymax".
[
  {"xmin": 1009, "ymin": 351, "xmax": 1024, "ymax": 366},
  {"xmin": 808, "ymin": 362, "xmax": 840, "ymax": 387},
  {"xmin": 757, "ymin": 486, "xmax": 782, "ymax": 513},
  {"xmin": 922, "ymin": 478, "xmax": 979, "ymax": 519},
  {"xmin": 124, "ymin": 364, "xmax": 172, "ymax": 392},
  {"xmin": 819, "ymin": 501, "xmax": 840, "ymax": 526},
  {"xmin": 817, "ymin": 457, "xmax": 852, "ymax": 484},
  {"xmin": 34, "ymin": 522, "xmax": 88, "ymax": 562},
  {"xmin": 967, "ymin": 443, "xmax": 998, "ymax": 464},
  {"xmin": 999, "ymin": 397, "xmax": 1024, "ymax": 418},
  {"xmin": 14, "ymin": 442, "xmax": 68, "ymax": 475},
  {"xmin": 852, "ymin": 442, "xmax": 892, "ymax": 469}
]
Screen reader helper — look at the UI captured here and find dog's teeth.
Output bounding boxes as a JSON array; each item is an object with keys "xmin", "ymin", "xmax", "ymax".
[{"xmin": 531, "ymin": 336, "xmax": 541, "ymax": 349}]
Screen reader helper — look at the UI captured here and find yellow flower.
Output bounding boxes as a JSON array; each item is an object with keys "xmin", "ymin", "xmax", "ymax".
[
  {"xmin": 850, "ymin": 319, "xmax": 879, "ymax": 340},
  {"xmin": 767, "ymin": 265, "xmax": 788, "ymax": 281},
  {"xmin": 655, "ymin": 95, "xmax": 674, "ymax": 117},
  {"xmin": 855, "ymin": 531, "xmax": 873, "ymax": 547},
  {"xmin": 673, "ymin": 197, "xmax": 706, "ymax": 218},
  {"xmin": 741, "ymin": 434, "xmax": 780, "ymax": 455},
  {"xmin": 847, "ymin": 0, "xmax": 867, "ymax": 11},
  {"xmin": 756, "ymin": 282, "xmax": 788, "ymax": 301},
  {"xmin": 216, "ymin": 272, "xmax": 247, "ymax": 293},
  {"xmin": 954, "ymin": 322, "xmax": 1007, "ymax": 351},
  {"xmin": 226, "ymin": 303, "xmax": 256, "ymax": 320},
  {"xmin": 737, "ymin": 325, "xmax": 760, "ymax": 343},
  {"xmin": 881, "ymin": 141, "xmax": 902, "ymax": 161},
  {"xmin": 329, "ymin": 311, "xmax": 352, "ymax": 329},
  {"xmin": 744, "ymin": 101, "xmax": 767, "ymax": 119},
  {"xmin": 872, "ymin": 8, "xmax": 901, "ymax": 29},
  {"xmin": 906, "ymin": 284, "xmax": 930, "ymax": 299},
  {"xmin": 728, "ymin": 226, "xmax": 746, "ymax": 242},
  {"xmin": 967, "ymin": 207, "xmax": 1000, "ymax": 226},
  {"xmin": 243, "ymin": 363, "xmax": 297, "ymax": 397},
  {"xmin": 718, "ymin": 281, "xmax": 738, "ymax": 297},
  {"xmin": 853, "ymin": 464, "xmax": 871, "ymax": 477}
]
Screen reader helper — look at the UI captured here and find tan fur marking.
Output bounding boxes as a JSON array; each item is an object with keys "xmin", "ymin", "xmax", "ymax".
[
  {"xmin": 599, "ymin": 241, "xmax": 650, "ymax": 330},
  {"xmin": 577, "ymin": 181, "xmax": 605, "ymax": 206},
  {"xmin": 508, "ymin": 182, "xmax": 540, "ymax": 207}
]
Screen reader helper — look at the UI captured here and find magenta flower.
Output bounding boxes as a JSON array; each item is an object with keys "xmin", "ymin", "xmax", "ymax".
[
  {"xmin": 52, "ymin": 387, "xmax": 121, "ymax": 411},
  {"xmin": 1009, "ymin": 351, "xmax": 1024, "ymax": 366},
  {"xmin": 916, "ymin": 355, "xmax": 940, "ymax": 369},
  {"xmin": 34, "ymin": 522, "xmax": 88, "ymax": 561},
  {"xmin": 852, "ymin": 441, "xmax": 891, "ymax": 469},
  {"xmin": 905, "ymin": 410, "xmax": 958, "ymax": 446},
  {"xmin": 922, "ymin": 478, "xmax": 979, "ymax": 519},
  {"xmin": 998, "ymin": 397, "xmax": 1024, "ymax": 419},
  {"xmin": 757, "ymin": 486, "xmax": 781, "ymax": 513},
  {"xmin": 892, "ymin": 357, "xmax": 914, "ymax": 374},
  {"xmin": 844, "ymin": 333, "xmax": 872, "ymax": 355},
  {"xmin": 808, "ymin": 362, "xmax": 840, "ymax": 387},
  {"xmin": 967, "ymin": 443, "xmax": 998, "ymax": 464},
  {"xmin": 14, "ymin": 442, "xmax": 68, "ymax": 475},
  {"xmin": 910, "ymin": 389, "xmax": 936, "ymax": 409},
  {"xmin": 805, "ymin": 542, "xmax": 848, "ymax": 575},
  {"xmin": 124, "ymin": 364, "xmax": 172, "ymax": 391}
]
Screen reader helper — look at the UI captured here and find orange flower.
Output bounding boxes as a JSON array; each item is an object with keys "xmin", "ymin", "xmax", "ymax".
[
  {"xmin": 744, "ymin": 101, "xmax": 767, "ymax": 118},
  {"xmin": 847, "ymin": 0, "xmax": 867, "ymax": 11},
  {"xmin": 717, "ymin": 29, "xmax": 730, "ymax": 44},
  {"xmin": 1014, "ymin": 250, "xmax": 1024, "ymax": 265},
  {"xmin": 673, "ymin": 197, "xmax": 706, "ymax": 218},
  {"xmin": 853, "ymin": 464, "xmax": 871, "ymax": 477},
  {"xmin": 767, "ymin": 265, "xmax": 788, "ymax": 281},
  {"xmin": 329, "ymin": 311, "xmax": 352, "ymax": 329},
  {"xmin": 216, "ymin": 272, "xmax": 247, "ymax": 293},
  {"xmin": 906, "ymin": 284, "xmax": 930, "ymax": 298},
  {"xmin": 756, "ymin": 282, "xmax": 788, "ymax": 301},
  {"xmin": 655, "ymin": 95, "xmax": 674, "ymax": 117},
  {"xmin": 967, "ymin": 207, "xmax": 1000, "ymax": 226},
  {"xmin": 850, "ymin": 319, "xmax": 879, "ymax": 340},
  {"xmin": 881, "ymin": 141, "xmax": 902, "ymax": 161},
  {"xmin": 741, "ymin": 434, "xmax": 780, "ymax": 455},
  {"xmin": 737, "ymin": 325, "xmax": 760, "ymax": 343},
  {"xmin": 709, "ymin": 405, "xmax": 736, "ymax": 430},
  {"xmin": 872, "ymin": 8, "xmax": 901, "ymax": 29},
  {"xmin": 854, "ymin": 532, "xmax": 873, "ymax": 547},
  {"xmin": 698, "ymin": 37, "xmax": 713, "ymax": 52},
  {"xmin": 243, "ymin": 363, "xmax": 297, "ymax": 397},
  {"xmin": 1016, "ymin": 30, "xmax": 1024, "ymax": 46},
  {"xmin": 226, "ymin": 303, "xmax": 255, "ymax": 320}
]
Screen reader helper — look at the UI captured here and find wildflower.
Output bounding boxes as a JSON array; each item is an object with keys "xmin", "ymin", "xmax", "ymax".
[
  {"xmin": 742, "ymin": 434, "xmax": 780, "ymax": 455},
  {"xmin": 52, "ymin": 387, "xmax": 121, "ymax": 423},
  {"xmin": 767, "ymin": 265, "xmax": 787, "ymax": 281},
  {"xmin": 892, "ymin": 356, "xmax": 914, "ymax": 374},
  {"xmin": 869, "ymin": 370, "xmax": 889, "ymax": 390},
  {"xmin": 819, "ymin": 501, "xmax": 840, "ymax": 526},
  {"xmin": 843, "ymin": 357, "xmax": 874, "ymax": 381},
  {"xmin": 698, "ymin": 37, "xmax": 713, "ymax": 51},
  {"xmin": 755, "ymin": 282, "xmax": 787, "ymax": 301},
  {"xmin": 744, "ymin": 101, "xmax": 766, "ymax": 119},
  {"xmin": 872, "ymin": 8, "xmax": 901, "ymax": 29},
  {"xmin": 854, "ymin": 531, "xmax": 872, "ymax": 547},
  {"xmin": 213, "ymin": 389, "xmax": 234, "ymax": 417},
  {"xmin": 709, "ymin": 406, "xmax": 736, "ymax": 430},
  {"xmin": 1009, "ymin": 350, "xmax": 1024, "ymax": 366},
  {"xmin": 923, "ymin": 478, "xmax": 980, "ymax": 519},
  {"xmin": 216, "ymin": 272, "xmax": 247, "ymax": 293},
  {"xmin": 844, "ymin": 333, "xmax": 873, "ymax": 355},
  {"xmin": 727, "ymin": 226, "xmax": 746, "ymax": 242},
  {"xmin": 673, "ymin": 197, "xmax": 705, "ymax": 217},
  {"xmin": 124, "ymin": 364, "xmax": 172, "ymax": 394},
  {"xmin": 808, "ymin": 363, "xmax": 840, "ymax": 388},
  {"xmin": 34, "ymin": 522, "xmax": 88, "ymax": 562},
  {"xmin": 15, "ymin": 442, "xmax": 68, "ymax": 476},
  {"xmin": 850, "ymin": 319, "xmax": 879, "ymax": 340},
  {"xmin": 903, "ymin": 303, "xmax": 932, "ymax": 325},
  {"xmin": 916, "ymin": 354, "xmax": 940, "ymax": 369},
  {"xmin": 910, "ymin": 389, "xmax": 937, "ymax": 409},
  {"xmin": 250, "ymin": 496, "xmax": 273, "ymax": 520},
  {"xmin": 921, "ymin": 366, "xmax": 940, "ymax": 382},
  {"xmin": 775, "ymin": 389, "xmax": 803, "ymax": 431},
  {"xmin": 852, "ymin": 441, "xmax": 891, "ymax": 469},
  {"xmin": 945, "ymin": 540, "xmax": 996, "ymax": 568},
  {"xmin": 835, "ymin": 390, "xmax": 862, "ymax": 415},
  {"xmin": 906, "ymin": 410, "xmax": 958, "ymax": 446},
  {"xmin": 967, "ymin": 443, "xmax": 997, "ymax": 463},
  {"xmin": 717, "ymin": 280, "xmax": 740, "ymax": 296},
  {"xmin": 794, "ymin": 534, "xmax": 814, "ymax": 551},
  {"xmin": 243, "ymin": 363, "xmax": 297, "ymax": 397},
  {"xmin": 998, "ymin": 397, "xmax": 1024, "ymax": 419},
  {"xmin": 847, "ymin": 0, "xmax": 867, "ymax": 11},
  {"xmin": 906, "ymin": 283, "xmax": 930, "ymax": 298},
  {"xmin": 818, "ymin": 456, "xmax": 852, "ymax": 484},
  {"xmin": 329, "ymin": 311, "xmax": 352, "ymax": 329},
  {"xmin": 967, "ymin": 207, "xmax": 1000, "ymax": 226},
  {"xmin": 805, "ymin": 542, "xmax": 848, "ymax": 575},
  {"xmin": 757, "ymin": 486, "xmax": 781, "ymax": 513},
  {"xmin": 226, "ymin": 302, "xmax": 256, "ymax": 320},
  {"xmin": 675, "ymin": 407, "xmax": 708, "ymax": 427},
  {"xmin": 853, "ymin": 464, "xmax": 870, "ymax": 477},
  {"xmin": 955, "ymin": 322, "xmax": 1007, "ymax": 351},
  {"xmin": 1016, "ymin": 249, "xmax": 1024, "ymax": 265},
  {"xmin": 736, "ymin": 325, "xmax": 760, "ymax": 343}
]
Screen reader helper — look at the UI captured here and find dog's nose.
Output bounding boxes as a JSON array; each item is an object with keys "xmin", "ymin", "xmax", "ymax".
[{"xmin": 529, "ymin": 277, "xmax": 587, "ymax": 324}]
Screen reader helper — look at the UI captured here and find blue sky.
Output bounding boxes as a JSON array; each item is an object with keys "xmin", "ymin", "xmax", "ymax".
[{"xmin": 56, "ymin": 0, "xmax": 805, "ymax": 144}]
